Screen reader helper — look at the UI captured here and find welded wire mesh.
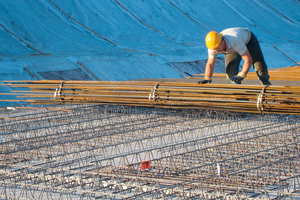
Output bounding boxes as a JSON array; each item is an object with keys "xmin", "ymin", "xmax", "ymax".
[{"xmin": 0, "ymin": 104, "xmax": 299, "ymax": 199}]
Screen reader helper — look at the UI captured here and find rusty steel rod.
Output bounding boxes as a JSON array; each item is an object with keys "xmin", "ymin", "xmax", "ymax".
[
  {"xmin": 1, "ymin": 80, "xmax": 300, "ymax": 115},
  {"xmin": 192, "ymin": 66, "xmax": 300, "ymax": 81}
]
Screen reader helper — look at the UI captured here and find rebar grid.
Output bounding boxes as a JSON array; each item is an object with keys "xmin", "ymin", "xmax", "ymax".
[{"xmin": 0, "ymin": 104, "xmax": 299, "ymax": 199}]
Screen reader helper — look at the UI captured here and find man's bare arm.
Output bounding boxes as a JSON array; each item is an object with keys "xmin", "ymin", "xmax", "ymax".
[
  {"xmin": 204, "ymin": 57, "xmax": 216, "ymax": 78},
  {"xmin": 240, "ymin": 49, "xmax": 253, "ymax": 75}
]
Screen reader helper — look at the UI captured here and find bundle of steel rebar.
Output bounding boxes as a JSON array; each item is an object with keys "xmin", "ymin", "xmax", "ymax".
[
  {"xmin": 192, "ymin": 66, "xmax": 300, "ymax": 81},
  {"xmin": 1, "ymin": 80, "xmax": 300, "ymax": 114}
]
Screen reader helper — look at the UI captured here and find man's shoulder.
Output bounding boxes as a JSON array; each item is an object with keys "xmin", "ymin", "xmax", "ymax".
[
  {"xmin": 208, "ymin": 48, "xmax": 217, "ymax": 58},
  {"xmin": 221, "ymin": 27, "xmax": 250, "ymax": 35}
]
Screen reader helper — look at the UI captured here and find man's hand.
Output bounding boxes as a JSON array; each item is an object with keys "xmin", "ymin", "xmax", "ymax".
[
  {"xmin": 198, "ymin": 77, "xmax": 212, "ymax": 84},
  {"xmin": 230, "ymin": 72, "xmax": 247, "ymax": 84}
]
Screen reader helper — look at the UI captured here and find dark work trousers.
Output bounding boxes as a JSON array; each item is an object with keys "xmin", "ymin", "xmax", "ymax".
[{"xmin": 225, "ymin": 32, "xmax": 270, "ymax": 85}]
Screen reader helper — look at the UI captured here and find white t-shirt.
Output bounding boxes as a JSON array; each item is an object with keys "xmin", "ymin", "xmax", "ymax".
[{"xmin": 208, "ymin": 27, "xmax": 251, "ymax": 58}]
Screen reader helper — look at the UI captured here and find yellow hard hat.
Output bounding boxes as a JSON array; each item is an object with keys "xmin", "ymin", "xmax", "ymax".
[{"xmin": 205, "ymin": 31, "xmax": 223, "ymax": 49}]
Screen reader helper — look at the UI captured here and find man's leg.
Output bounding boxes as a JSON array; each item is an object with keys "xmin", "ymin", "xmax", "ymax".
[
  {"xmin": 225, "ymin": 52, "xmax": 242, "ymax": 84},
  {"xmin": 247, "ymin": 32, "xmax": 271, "ymax": 85}
]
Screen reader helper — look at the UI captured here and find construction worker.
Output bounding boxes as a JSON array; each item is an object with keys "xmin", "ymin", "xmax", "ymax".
[{"xmin": 199, "ymin": 27, "xmax": 271, "ymax": 85}]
